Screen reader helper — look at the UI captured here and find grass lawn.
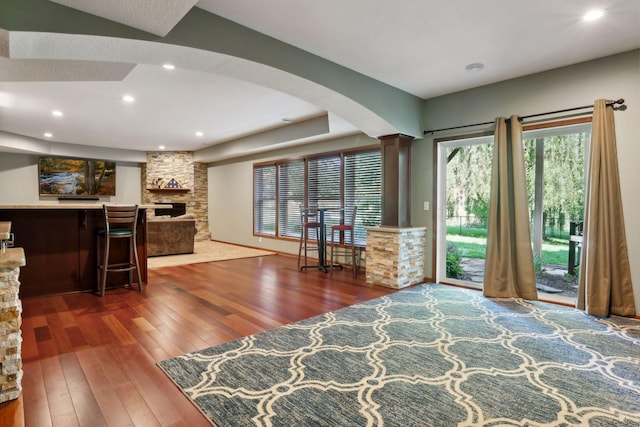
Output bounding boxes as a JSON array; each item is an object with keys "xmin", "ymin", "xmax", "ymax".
[{"xmin": 446, "ymin": 227, "xmax": 570, "ymax": 266}]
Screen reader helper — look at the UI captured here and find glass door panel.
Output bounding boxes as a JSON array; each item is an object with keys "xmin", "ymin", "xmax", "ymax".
[
  {"xmin": 437, "ymin": 136, "xmax": 493, "ymax": 288},
  {"xmin": 523, "ymin": 123, "xmax": 591, "ymax": 302}
]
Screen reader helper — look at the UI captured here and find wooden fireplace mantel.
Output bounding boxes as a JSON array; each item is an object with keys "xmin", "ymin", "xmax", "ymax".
[{"xmin": 146, "ymin": 188, "xmax": 191, "ymax": 193}]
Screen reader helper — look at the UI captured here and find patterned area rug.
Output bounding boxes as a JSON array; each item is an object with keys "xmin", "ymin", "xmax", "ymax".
[{"xmin": 158, "ymin": 284, "xmax": 640, "ymax": 426}]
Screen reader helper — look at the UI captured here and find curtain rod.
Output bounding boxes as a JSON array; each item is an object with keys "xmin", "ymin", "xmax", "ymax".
[{"xmin": 423, "ymin": 98, "xmax": 625, "ymax": 135}]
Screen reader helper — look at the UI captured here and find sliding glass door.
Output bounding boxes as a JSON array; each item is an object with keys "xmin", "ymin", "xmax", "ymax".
[
  {"xmin": 436, "ymin": 136, "xmax": 493, "ymax": 288},
  {"xmin": 436, "ymin": 122, "xmax": 590, "ymax": 302}
]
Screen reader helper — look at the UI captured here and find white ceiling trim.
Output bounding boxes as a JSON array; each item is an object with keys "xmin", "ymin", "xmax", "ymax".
[
  {"xmin": 0, "ymin": 57, "xmax": 135, "ymax": 82},
  {"xmin": 49, "ymin": 0, "xmax": 198, "ymax": 37},
  {"xmin": 0, "ymin": 131, "xmax": 146, "ymax": 162},
  {"xmin": 196, "ymin": 114, "xmax": 330, "ymax": 162}
]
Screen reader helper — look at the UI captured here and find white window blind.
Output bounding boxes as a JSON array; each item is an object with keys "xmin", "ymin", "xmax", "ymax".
[
  {"xmin": 307, "ymin": 154, "xmax": 342, "ymax": 240},
  {"xmin": 278, "ymin": 160, "xmax": 305, "ymax": 238},
  {"xmin": 253, "ymin": 164, "xmax": 276, "ymax": 236},
  {"xmin": 345, "ymin": 150, "xmax": 381, "ymax": 245}
]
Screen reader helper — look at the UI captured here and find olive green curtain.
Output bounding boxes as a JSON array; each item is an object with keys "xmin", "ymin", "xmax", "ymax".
[
  {"xmin": 483, "ymin": 116, "xmax": 538, "ymax": 299},
  {"xmin": 577, "ymin": 99, "xmax": 635, "ymax": 316}
]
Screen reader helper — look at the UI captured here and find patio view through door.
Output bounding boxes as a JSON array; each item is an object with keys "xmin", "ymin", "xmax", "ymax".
[
  {"xmin": 522, "ymin": 122, "xmax": 591, "ymax": 302},
  {"xmin": 436, "ymin": 122, "xmax": 591, "ymax": 302},
  {"xmin": 437, "ymin": 136, "xmax": 493, "ymax": 289}
]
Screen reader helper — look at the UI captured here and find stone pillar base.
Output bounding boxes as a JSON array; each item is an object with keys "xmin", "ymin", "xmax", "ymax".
[
  {"xmin": 365, "ymin": 226, "xmax": 426, "ymax": 289},
  {"xmin": 0, "ymin": 248, "xmax": 25, "ymax": 403}
]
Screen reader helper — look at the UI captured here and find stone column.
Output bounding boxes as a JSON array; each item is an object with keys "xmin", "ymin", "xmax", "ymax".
[
  {"xmin": 368, "ymin": 134, "xmax": 426, "ymax": 289},
  {"xmin": 365, "ymin": 226, "xmax": 426, "ymax": 289},
  {"xmin": 0, "ymin": 246, "xmax": 25, "ymax": 403}
]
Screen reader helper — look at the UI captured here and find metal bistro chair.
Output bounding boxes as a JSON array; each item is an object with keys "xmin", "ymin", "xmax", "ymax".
[
  {"xmin": 96, "ymin": 205, "xmax": 143, "ymax": 297},
  {"xmin": 329, "ymin": 206, "xmax": 361, "ymax": 276},
  {"xmin": 298, "ymin": 206, "xmax": 322, "ymax": 270}
]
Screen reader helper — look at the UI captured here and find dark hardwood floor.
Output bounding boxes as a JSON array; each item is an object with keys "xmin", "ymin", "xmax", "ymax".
[{"xmin": 1, "ymin": 255, "xmax": 398, "ymax": 427}]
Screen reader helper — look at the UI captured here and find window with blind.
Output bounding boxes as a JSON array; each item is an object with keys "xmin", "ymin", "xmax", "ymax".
[
  {"xmin": 307, "ymin": 154, "xmax": 342, "ymax": 238},
  {"xmin": 253, "ymin": 164, "xmax": 276, "ymax": 236},
  {"xmin": 345, "ymin": 150, "xmax": 382, "ymax": 245},
  {"xmin": 253, "ymin": 147, "xmax": 381, "ymax": 244},
  {"xmin": 278, "ymin": 160, "xmax": 304, "ymax": 238}
]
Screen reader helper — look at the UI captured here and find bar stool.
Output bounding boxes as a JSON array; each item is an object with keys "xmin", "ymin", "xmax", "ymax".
[
  {"xmin": 96, "ymin": 205, "xmax": 143, "ymax": 297},
  {"xmin": 329, "ymin": 206, "xmax": 360, "ymax": 276},
  {"xmin": 298, "ymin": 206, "xmax": 321, "ymax": 270}
]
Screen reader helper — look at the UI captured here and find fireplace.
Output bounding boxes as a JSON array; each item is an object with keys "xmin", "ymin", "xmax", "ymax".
[
  {"xmin": 143, "ymin": 152, "xmax": 208, "ymax": 241},
  {"xmin": 155, "ymin": 202, "xmax": 186, "ymax": 217}
]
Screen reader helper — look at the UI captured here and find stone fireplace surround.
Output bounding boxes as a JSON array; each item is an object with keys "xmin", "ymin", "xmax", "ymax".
[{"xmin": 142, "ymin": 151, "xmax": 209, "ymax": 241}]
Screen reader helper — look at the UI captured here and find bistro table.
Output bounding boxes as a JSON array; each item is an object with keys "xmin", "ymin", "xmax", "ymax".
[{"xmin": 300, "ymin": 206, "xmax": 343, "ymax": 273}]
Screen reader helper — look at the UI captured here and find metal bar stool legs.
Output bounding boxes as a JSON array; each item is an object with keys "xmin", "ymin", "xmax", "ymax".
[
  {"xmin": 298, "ymin": 207, "xmax": 322, "ymax": 270},
  {"xmin": 329, "ymin": 206, "xmax": 360, "ymax": 276}
]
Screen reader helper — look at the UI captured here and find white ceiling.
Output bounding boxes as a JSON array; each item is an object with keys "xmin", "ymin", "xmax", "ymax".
[
  {"xmin": 1, "ymin": 0, "xmax": 639, "ymax": 161},
  {"xmin": 0, "ymin": 61, "xmax": 332, "ymax": 152},
  {"xmin": 201, "ymin": 0, "xmax": 640, "ymax": 99}
]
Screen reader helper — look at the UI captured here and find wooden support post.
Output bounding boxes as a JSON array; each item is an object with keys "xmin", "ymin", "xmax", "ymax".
[{"xmin": 380, "ymin": 134, "xmax": 414, "ymax": 227}]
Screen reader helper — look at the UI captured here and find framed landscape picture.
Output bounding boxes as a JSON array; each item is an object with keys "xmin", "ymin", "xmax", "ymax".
[{"xmin": 39, "ymin": 157, "xmax": 116, "ymax": 196}]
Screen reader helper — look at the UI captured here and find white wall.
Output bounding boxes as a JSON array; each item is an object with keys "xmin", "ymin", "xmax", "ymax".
[
  {"xmin": 208, "ymin": 133, "xmax": 378, "ymax": 255},
  {"xmin": 0, "ymin": 152, "xmax": 142, "ymax": 205},
  {"xmin": 413, "ymin": 49, "xmax": 640, "ymax": 313}
]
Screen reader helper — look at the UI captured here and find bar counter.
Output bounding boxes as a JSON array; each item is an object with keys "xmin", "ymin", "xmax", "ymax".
[
  {"xmin": 0, "ymin": 204, "xmax": 162, "ymax": 209},
  {"xmin": 0, "ymin": 204, "xmax": 161, "ymax": 298}
]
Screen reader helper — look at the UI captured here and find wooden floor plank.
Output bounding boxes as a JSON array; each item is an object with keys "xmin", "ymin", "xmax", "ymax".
[
  {"xmin": 92, "ymin": 345, "xmax": 132, "ymax": 388},
  {"xmin": 101, "ymin": 314, "xmax": 138, "ymax": 347},
  {"xmin": 114, "ymin": 382, "xmax": 162, "ymax": 427},
  {"xmin": 114, "ymin": 344, "xmax": 208, "ymax": 427},
  {"xmin": 58, "ymin": 353, "xmax": 108, "ymax": 427},
  {"xmin": 0, "ymin": 395, "xmax": 24, "ymax": 427},
  {"xmin": 74, "ymin": 348, "xmax": 135, "ymax": 427},
  {"xmin": 19, "ymin": 361, "xmax": 50, "ymax": 427},
  {"xmin": 3, "ymin": 254, "xmax": 397, "ymax": 426},
  {"xmin": 132, "ymin": 316, "xmax": 155, "ymax": 332},
  {"xmin": 39, "ymin": 357, "xmax": 80, "ymax": 427},
  {"xmin": 44, "ymin": 312, "xmax": 74, "ymax": 355}
]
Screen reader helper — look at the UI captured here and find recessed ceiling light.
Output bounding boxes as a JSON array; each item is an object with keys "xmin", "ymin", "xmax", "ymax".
[
  {"xmin": 158, "ymin": 145, "xmax": 166, "ymax": 150},
  {"xmin": 44, "ymin": 132, "xmax": 53, "ymax": 138},
  {"xmin": 583, "ymin": 9, "xmax": 604, "ymax": 21},
  {"xmin": 51, "ymin": 110, "xmax": 63, "ymax": 117},
  {"xmin": 162, "ymin": 63, "xmax": 176, "ymax": 70},
  {"xmin": 195, "ymin": 131, "xmax": 204, "ymax": 137},
  {"xmin": 465, "ymin": 63, "xmax": 485, "ymax": 72},
  {"xmin": 122, "ymin": 94, "xmax": 135, "ymax": 103}
]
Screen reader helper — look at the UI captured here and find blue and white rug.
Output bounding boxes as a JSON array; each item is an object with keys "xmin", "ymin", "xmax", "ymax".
[{"xmin": 158, "ymin": 284, "xmax": 640, "ymax": 426}]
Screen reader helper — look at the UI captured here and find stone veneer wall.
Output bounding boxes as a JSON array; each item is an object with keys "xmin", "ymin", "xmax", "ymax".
[
  {"xmin": 142, "ymin": 151, "xmax": 209, "ymax": 241},
  {"xmin": 0, "ymin": 248, "xmax": 25, "ymax": 403},
  {"xmin": 365, "ymin": 226, "xmax": 426, "ymax": 289}
]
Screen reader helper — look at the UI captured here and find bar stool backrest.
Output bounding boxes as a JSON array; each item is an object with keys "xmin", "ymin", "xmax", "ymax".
[
  {"xmin": 300, "ymin": 206, "xmax": 320, "ymax": 227},
  {"xmin": 347, "ymin": 206, "xmax": 358, "ymax": 227},
  {"xmin": 104, "ymin": 205, "xmax": 138, "ymax": 235}
]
